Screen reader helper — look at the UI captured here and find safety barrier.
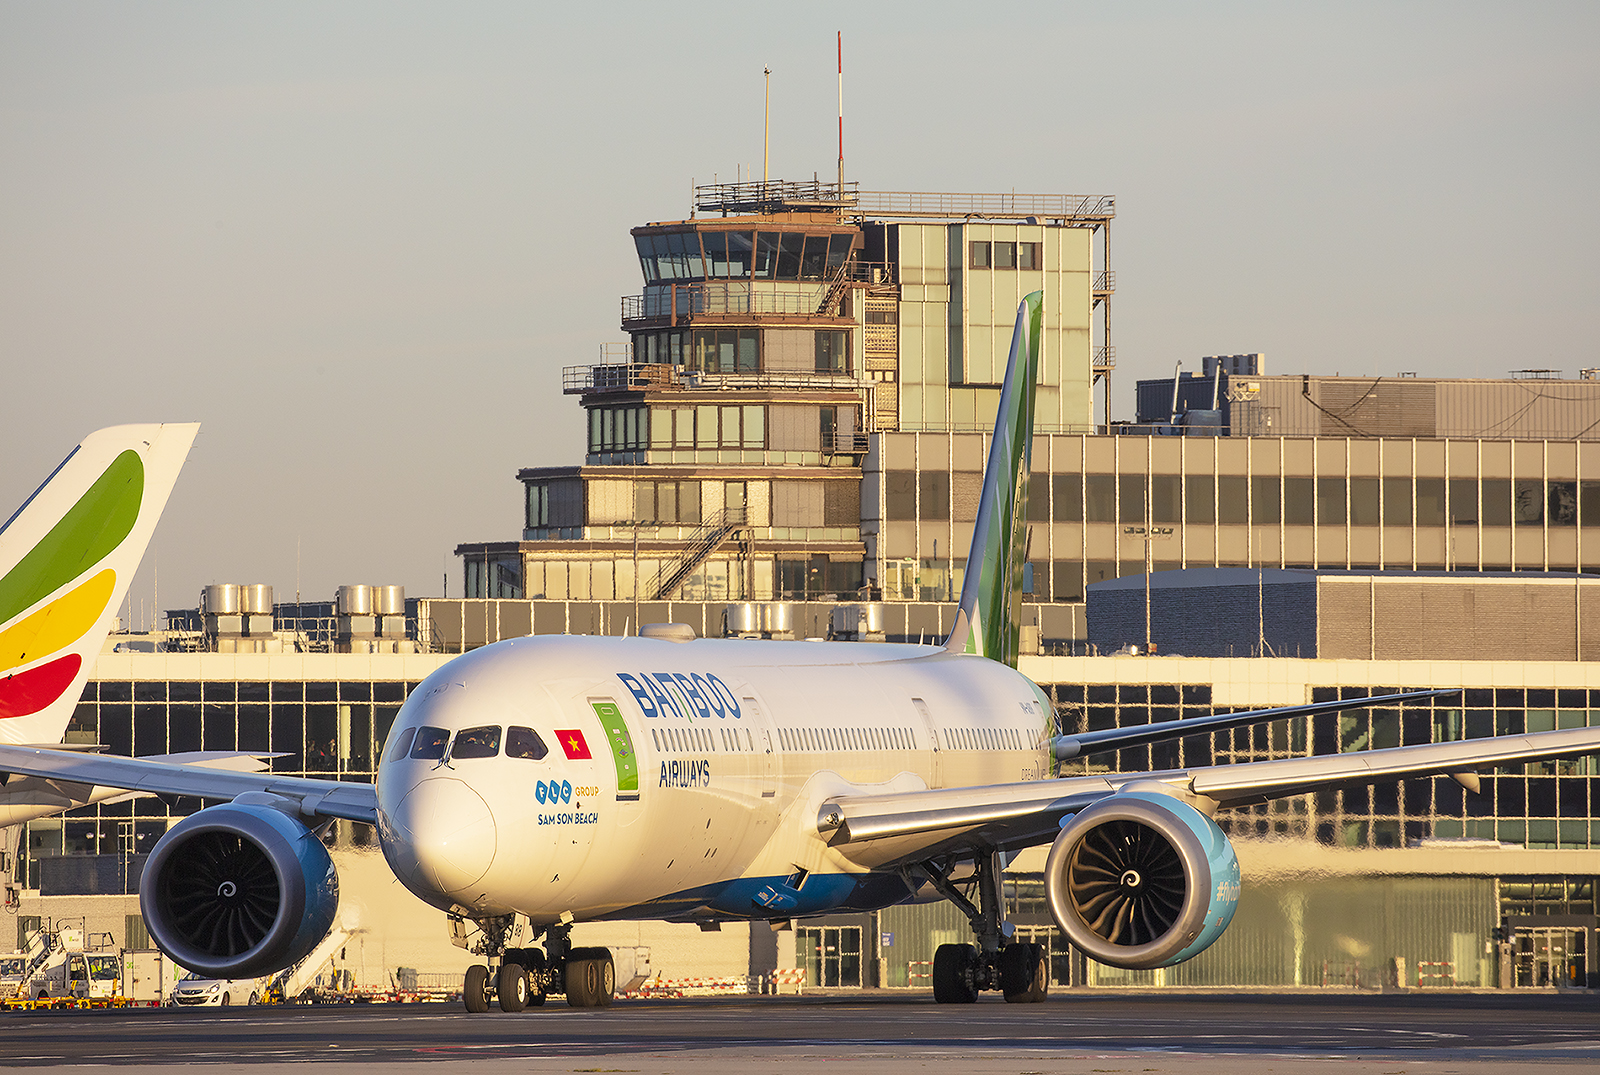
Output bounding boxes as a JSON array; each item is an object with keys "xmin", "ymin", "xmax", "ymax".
[
  {"xmin": 908, "ymin": 961, "xmax": 932, "ymax": 984},
  {"xmin": 624, "ymin": 974, "xmax": 758, "ymax": 999},
  {"xmin": 1319, "ymin": 960, "xmax": 1365, "ymax": 988},
  {"xmin": 767, "ymin": 968, "xmax": 805, "ymax": 995},
  {"xmin": 1416, "ymin": 961, "xmax": 1456, "ymax": 987}
]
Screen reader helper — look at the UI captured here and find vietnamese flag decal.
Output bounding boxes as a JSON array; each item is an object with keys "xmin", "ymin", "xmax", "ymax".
[{"xmin": 554, "ymin": 728, "xmax": 592, "ymax": 760}]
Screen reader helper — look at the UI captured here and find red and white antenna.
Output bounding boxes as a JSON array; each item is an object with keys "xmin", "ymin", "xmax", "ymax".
[{"xmin": 837, "ymin": 31, "xmax": 845, "ymax": 200}]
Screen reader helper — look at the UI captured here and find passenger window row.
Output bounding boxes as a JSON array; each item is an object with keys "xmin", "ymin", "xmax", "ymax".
[
  {"xmin": 388, "ymin": 724, "xmax": 550, "ymax": 762},
  {"xmin": 650, "ymin": 725, "xmax": 753, "ymax": 754},
  {"xmin": 941, "ymin": 727, "xmax": 1022, "ymax": 751},
  {"xmin": 776, "ymin": 726, "xmax": 915, "ymax": 753}
]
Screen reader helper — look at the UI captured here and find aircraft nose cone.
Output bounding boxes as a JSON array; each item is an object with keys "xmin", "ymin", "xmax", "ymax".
[{"xmin": 390, "ymin": 777, "xmax": 497, "ymax": 895}]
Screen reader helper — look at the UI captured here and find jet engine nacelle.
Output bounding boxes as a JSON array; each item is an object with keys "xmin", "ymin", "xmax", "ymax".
[
  {"xmin": 139, "ymin": 801, "xmax": 339, "ymax": 979},
  {"xmin": 1045, "ymin": 789, "xmax": 1239, "ymax": 970}
]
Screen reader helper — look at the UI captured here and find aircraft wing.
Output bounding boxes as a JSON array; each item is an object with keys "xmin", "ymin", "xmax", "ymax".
[
  {"xmin": 0, "ymin": 744, "xmax": 377, "ymax": 824},
  {"xmin": 1051, "ymin": 688, "xmax": 1457, "ymax": 759},
  {"xmin": 819, "ymin": 726, "xmax": 1600, "ymax": 867}
]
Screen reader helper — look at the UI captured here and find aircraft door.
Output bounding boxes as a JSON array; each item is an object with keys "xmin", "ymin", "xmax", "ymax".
[
  {"xmin": 588, "ymin": 698, "xmax": 642, "ymax": 805},
  {"xmin": 912, "ymin": 697, "xmax": 941, "ymax": 785},
  {"xmin": 741, "ymin": 695, "xmax": 778, "ymax": 798}
]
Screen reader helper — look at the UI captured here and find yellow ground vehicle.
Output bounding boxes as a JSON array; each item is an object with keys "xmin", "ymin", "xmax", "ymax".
[{"xmin": 0, "ymin": 925, "xmax": 130, "ymax": 1009}]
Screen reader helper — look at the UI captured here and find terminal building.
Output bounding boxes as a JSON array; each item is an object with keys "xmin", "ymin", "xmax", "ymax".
[{"xmin": 13, "ymin": 177, "xmax": 1599, "ymax": 994}]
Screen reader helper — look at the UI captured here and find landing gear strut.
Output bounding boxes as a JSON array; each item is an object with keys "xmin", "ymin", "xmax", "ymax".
[
  {"xmin": 919, "ymin": 851, "xmax": 1048, "ymax": 1004},
  {"xmin": 456, "ymin": 915, "xmax": 614, "ymax": 1012}
]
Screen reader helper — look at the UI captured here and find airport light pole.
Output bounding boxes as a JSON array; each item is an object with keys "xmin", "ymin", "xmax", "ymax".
[{"xmin": 1122, "ymin": 523, "xmax": 1174, "ymax": 653}]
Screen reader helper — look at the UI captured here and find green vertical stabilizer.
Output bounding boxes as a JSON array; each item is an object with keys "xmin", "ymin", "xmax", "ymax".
[{"xmin": 944, "ymin": 292, "xmax": 1042, "ymax": 667}]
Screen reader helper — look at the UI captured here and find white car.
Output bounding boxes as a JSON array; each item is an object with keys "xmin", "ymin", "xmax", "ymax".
[{"xmin": 170, "ymin": 973, "xmax": 262, "ymax": 1007}]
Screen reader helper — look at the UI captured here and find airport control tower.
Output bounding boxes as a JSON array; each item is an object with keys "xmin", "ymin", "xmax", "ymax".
[{"xmin": 456, "ymin": 179, "xmax": 1114, "ymax": 623}]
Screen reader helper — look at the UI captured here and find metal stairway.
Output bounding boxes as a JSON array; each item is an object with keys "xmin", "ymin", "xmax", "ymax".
[{"xmin": 649, "ymin": 509, "xmax": 747, "ymax": 601}]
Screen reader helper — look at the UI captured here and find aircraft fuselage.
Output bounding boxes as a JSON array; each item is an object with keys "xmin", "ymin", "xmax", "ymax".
[{"xmin": 374, "ymin": 633, "xmax": 1054, "ymax": 927}]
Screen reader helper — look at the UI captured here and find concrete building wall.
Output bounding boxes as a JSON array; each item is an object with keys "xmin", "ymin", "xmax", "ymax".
[
  {"xmin": 1231, "ymin": 376, "xmax": 1600, "ymax": 440},
  {"xmin": 895, "ymin": 222, "xmax": 1093, "ymax": 435}
]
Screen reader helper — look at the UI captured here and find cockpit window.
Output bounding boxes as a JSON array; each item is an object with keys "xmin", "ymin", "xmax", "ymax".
[
  {"xmin": 410, "ymin": 727, "xmax": 450, "ymax": 760},
  {"xmin": 451, "ymin": 725, "xmax": 501, "ymax": 759},
  {"xmin": 387, "ymin": 727, "xmax": 417, "ymax": 761},
  {"xmin": 506, "ymin": 726, "xmax": 549, "ymax": 761}
]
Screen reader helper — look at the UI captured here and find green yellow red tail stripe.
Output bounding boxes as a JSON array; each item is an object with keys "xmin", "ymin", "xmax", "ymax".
[{"xmin": 0, "ymin": 424, "xmax": 197, "ymax": 741}]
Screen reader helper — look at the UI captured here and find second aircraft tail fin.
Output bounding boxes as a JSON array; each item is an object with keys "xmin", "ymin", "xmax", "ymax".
[
  {"xmin": 944, "ymin": 292, "xmax": 1042, "ymax": 667},
  {"xmin": 0, "ymin": 424, "xmax": 199, "ymax": 745}
]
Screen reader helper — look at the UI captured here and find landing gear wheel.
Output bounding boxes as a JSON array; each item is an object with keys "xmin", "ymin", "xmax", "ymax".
[
  {"xmin": 932, "ymin": 943, "xmax": 979, "ymax": 1004},
  {"xmin": 522, "ymin": 948, "xmax": 548, "ymax": 1007},
  {"xmin": 1000, "ymin": 942, "xmax": 1048, "ymax": 1003},
  {"xmin": 463, "ymin": 964, "xmax": 490, "ymax": 1013},
  {"xmin": 565, "ymin": 947, "xmax": 615, "ymax": 1008},
  {"xmin": 498, "ymin": 962, "xmax": 528, "ymax": 1012}
]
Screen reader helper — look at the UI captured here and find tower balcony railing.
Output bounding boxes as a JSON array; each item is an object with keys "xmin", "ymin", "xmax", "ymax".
[
  {"xmin": 853, "ymin": 191, "xmax": 1114, "ymax": 221},
  {"xmin": 562, "ymin": 363, "xmax": 866, "ymax": 395},
  {"xmin": 562, "ymin": 363, "xmax": 677, "ymax": 394},
  {"xmin": 623, "ymin": 283, "xmax": 824, "ymax": 323},
  {"xmin": 621, "ymin": 264, "xmax": 897, "ymax": 326},
  {"xmin": 823, "ymin": 431, "xmax": 870, "ymax": 455},
  {"xmin": 1093, "ymin": 270, "xmax": 1116, "ymax": 294}
]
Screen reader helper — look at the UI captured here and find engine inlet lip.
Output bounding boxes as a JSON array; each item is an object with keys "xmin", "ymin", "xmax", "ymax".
[
  {"xmin": 1045, "ymin": 795, "xmax": 1213, "ymax": 971},
  {"xmin": 139, "ymin": 804, "xmax": 308, "ymax": 978}
]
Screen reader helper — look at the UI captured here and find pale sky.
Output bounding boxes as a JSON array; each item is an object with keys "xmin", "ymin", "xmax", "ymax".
[{"xmin": 2, "ymin": 1, "xmax": 1596, "ymax": 624}]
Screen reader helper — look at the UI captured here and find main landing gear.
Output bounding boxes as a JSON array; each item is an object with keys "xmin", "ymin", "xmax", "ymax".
[
  {"xmin": 455, "ymin": 914, "xmax": 615, "ymax": 1013},
  {"xmin": 920, "ymin": 851, "xmax": 1049, "ymax": 1004}
]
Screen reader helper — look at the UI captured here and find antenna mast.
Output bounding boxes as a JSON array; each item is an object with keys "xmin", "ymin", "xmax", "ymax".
[
  {"xmin": 837, "ymin": 32, "xmax": 845, "ymax": 201},
  {"xmin": 762, "ymin": 67, "xmax": 771, "ymax": 188}
]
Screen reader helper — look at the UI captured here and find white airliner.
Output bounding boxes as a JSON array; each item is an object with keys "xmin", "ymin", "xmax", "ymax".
[{"xmin": 3, "ymin": 300, "xmax": 1599, "ymax": 1009}]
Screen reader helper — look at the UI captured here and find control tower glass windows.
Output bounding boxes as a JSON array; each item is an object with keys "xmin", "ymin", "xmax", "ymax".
[
  {"xmin": 691, "ymin": 328, "xmax": 759, "ymax": 373},
  {"xmin": 694, "ymin": 404, "xmax": 765, "ymax": 449},
  {"xmin": 754, "ymin": 233, "xmax": 780, "ymax": 278},
  {"xmin": 652, "ymin": 405, "xmax": 764, "ymax": 449},
  {"xmin": 588, "ymin": 405, "xmax": 649, "ymax": 454},
  {"xmin": 815, "ymin": 331, "xmax": 848, "ymax": 373},
  {"xmin": 634, "ymin": 229, "xmax": 851, "ymax": 282},
  {"xmin": 826, "ymin": 233, "xmax": 851, "ymax": 274},
  {"xmin": 801, "ymin": 235, "xmax": 830, "ymax": 279},
  {"xmin": 727, "ymin": 232, "xmax": 754, "ymax": 276},
  {"xmin": 969, "ymin": 241, "xmax": 1040, "ymax": 271},
  {"xmin": 526, "ymin": 483, "xmax": 550, "ymax": 528},
  {"xmin": 634, "ymin": 328, "xmax": 688, "ymax": 367},
  {"xmin": 777, "ymin": 234, "xmax": 804, "ymax": 278},
  {"xmin": 702, "ymin": 231, "xmax": 729, "ymax": 276},
  {"xmin": 635, "ymin": 481, "xmax": 701, "ymax": 524},
  {"xmin": 634, "ymin": 233, "xmax": 700, "ymax": 282}
]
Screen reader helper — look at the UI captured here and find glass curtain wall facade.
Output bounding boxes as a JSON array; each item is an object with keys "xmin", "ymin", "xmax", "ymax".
[{"xmin": 870, "ymin": 434, "xmax": 1600, "ymax": 606}]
